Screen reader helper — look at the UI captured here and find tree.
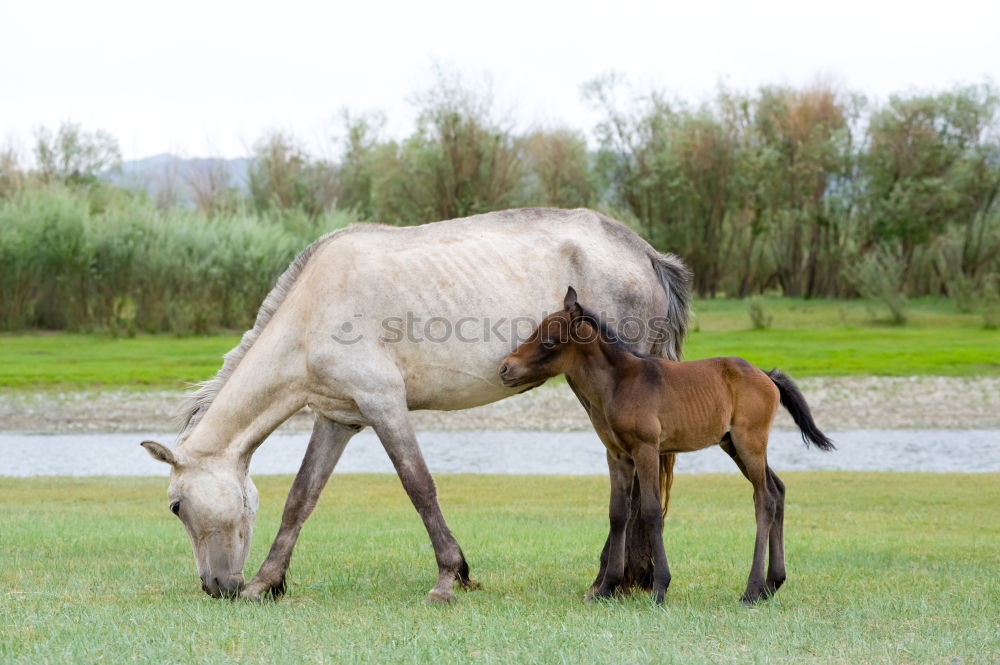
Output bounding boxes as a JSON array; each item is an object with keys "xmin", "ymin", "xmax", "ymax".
[
  {"xmin": 248, "ymin": 131, "xmax": 338, "ymax": 218},
  {"xmin": 371, "ymin": 69, "xmax": 522, "ymax": 224},
  {"xmin": 862, "ymin": 84, "xmax": 1000, "ymax": 283},
  {"xmin": 334, "ymin": 110, "xmax": 385, "ymax": 219},
  {"xmin": 33, "ymin": 122, "xmax": 121, "ymax": 185},
  {"xmin": 519, "ymin": 128, "xmax": 594, "ymax": 208}
]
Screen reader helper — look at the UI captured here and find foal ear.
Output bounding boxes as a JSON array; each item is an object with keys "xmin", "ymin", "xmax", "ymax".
[
  {"xmin": 141, "ymin": 440, "xmax": 178, "ymax": 467},
  {"xmin": 563, "ymin": 286, "xmax": 583, "ymax": 319}
]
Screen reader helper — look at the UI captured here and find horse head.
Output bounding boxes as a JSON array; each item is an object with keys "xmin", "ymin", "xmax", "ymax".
[{"xmin": 142, "ymin": 441, "xmax": 258, "ymax": 598}]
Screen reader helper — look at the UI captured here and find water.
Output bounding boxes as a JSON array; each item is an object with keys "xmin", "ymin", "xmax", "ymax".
[{"xmin": 1, "ymin": 429, "xmax": 997, "ymax": 477}]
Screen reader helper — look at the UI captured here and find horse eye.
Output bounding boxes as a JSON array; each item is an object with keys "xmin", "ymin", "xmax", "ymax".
[
  {"xmin": 541, "ymin": 340, "xmax": 556, "ymax": 350},
  {"xmin": 169, "ymin": 501, "xmax": 181, "ymax": 516}
]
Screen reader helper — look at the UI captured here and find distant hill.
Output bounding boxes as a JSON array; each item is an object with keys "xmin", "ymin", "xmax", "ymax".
[{"xmin": 102, "ymin": 154, "xmax": 250, "ymax": 207}]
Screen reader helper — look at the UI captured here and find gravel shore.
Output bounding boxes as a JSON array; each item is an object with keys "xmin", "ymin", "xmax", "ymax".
[{"xmin": 1, "ymin": 376, "xmax": 997, "ymax": 433}]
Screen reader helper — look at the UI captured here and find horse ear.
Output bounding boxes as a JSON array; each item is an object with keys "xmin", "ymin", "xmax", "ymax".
[
  {"xmin": 563, "ymin": 286, "xmax": 582, "ymax": 319},
  {"xmin": 141, "ymin": 440, "xmax": 177, "ymax": 467}
]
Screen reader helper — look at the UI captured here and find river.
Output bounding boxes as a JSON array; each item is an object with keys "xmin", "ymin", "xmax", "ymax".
[{"xmin": 1, "ymin": 429, "xmax": 997, "ymax": 476}]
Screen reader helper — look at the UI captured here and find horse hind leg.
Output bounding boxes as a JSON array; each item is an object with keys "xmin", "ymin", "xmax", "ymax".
[
  {"xmin": 359, "ymin": 389, "xmax": 475, "ymax": 603},
  {"xmin": 764, "ymin": 466, "xmax": 786, "ymax": 597},
  {"xmin": 243, "ymin": 416, "xmax": 358, "ymax": 602},
  {"xmin": 724, "ymin": 430, "xmax": 778, "ymax": 605}
]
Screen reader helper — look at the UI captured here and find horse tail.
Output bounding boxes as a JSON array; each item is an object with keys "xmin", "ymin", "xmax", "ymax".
[
  {"xmin": 659, "ymin": 453, "xmax": 676, "ymax": 519},
  {"xmin": 767, "ymin": 369, "xmax": 836, "ymax": 451},
  {"xmin": 648, "ymin": 251, "xmax": 692, "ymax": 361},
  {"xmin": 645, "ymin": 252, "xmax": 689, "ymax": 519}
]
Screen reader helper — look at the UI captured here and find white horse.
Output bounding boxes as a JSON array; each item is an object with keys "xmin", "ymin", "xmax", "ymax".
[{"xmin": 141, "ymin": 208, "xmax": 690, "ymax": 603}]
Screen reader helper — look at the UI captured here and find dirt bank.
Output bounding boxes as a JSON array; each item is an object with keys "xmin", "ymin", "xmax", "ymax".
[{"xmin": 1, "ymin": 376, "xmax": 997, "ymax": 434}]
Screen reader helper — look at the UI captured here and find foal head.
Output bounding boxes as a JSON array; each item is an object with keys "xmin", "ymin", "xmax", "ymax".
[{"xmin": 499, "ymin": 286, "xmax": 599, "ymax": 387}]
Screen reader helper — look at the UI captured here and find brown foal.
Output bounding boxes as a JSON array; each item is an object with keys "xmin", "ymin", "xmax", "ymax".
[{"xmin": 500, "ymin": 287, "xmax": 834, "ymax": 604}]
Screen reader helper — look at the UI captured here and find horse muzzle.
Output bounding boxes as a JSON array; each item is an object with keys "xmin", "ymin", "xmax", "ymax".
[{"xmin": 201, "ymin": 572, "xmax": 245, "ymax": 598}]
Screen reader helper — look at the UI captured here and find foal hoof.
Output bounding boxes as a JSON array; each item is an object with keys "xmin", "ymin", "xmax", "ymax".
[
  {"xmin": 739, "ymin": 591, "xmax": 762, "ymax": 606},
  {"xmin": 424, "ymin": 589, "xmax": 457, "ymax": 604}
]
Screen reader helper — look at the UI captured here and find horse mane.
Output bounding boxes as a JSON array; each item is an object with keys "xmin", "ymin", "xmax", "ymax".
[
  {"xmin": 175, "ymin": 227, "xmax": 353, "ymax": 435},
  {"xmin": 575, "ymin": 304, "xmax": 650, "ymax": 358}
]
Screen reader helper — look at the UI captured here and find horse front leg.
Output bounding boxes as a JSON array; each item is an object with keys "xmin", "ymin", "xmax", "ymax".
[
  {"xmin": 589, "ymin": 450, "xmax": 634, "ymax": 600},
  {"xmin": 242, "ymin": 416, "xmax": 359, "ymax": 601},
  {"xmin": 360, "ymin": 392, "xmax": 476, "ymax": 604}
]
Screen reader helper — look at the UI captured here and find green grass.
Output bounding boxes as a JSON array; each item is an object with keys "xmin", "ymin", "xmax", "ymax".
[
  {"xmin": 0, "ymin": 472, "xmax": 996, "ymax": 664},
  {"xmin": 682, "ymin": 297, "xmax": 1000, "ymax": 375},
  {"xmin": 0, "ymin": 332, "xmax": 240, "ymax": 389},
  {"xmin": 1, "ymin": 298, "xmax": 997, "ymax": 390}
]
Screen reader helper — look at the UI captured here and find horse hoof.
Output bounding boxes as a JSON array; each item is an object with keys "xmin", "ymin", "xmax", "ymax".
[
  {"xmin": 739, "ymin": 592, "xmax": 762, "ymax": 606},
  {"xmin": 241, "ymin": 576, "xmax": 285, "ymax": 602},
  {"xmin": 424, "ymin": 589, "xmax": 456, "ymax": 604},
  {"xmin": 240, "ymin": 586, "xmax": 266, "ymax": 603}
]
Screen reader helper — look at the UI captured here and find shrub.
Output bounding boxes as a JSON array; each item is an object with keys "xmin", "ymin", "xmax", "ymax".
[
  {"xmin": 982, "ymin": 277, "xmax": 1000, "ymax": 329},
  {"xmin": 747, "ymin": 296, "xmax": 773, "ymax": 329},
  {"xmin": 850, "ymin": 244, "xmax": 908, "ymax": 325}
]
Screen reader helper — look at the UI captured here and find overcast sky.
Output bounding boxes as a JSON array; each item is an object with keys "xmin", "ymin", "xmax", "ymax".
[{"xmin": 2, "ymin": 0, "xmax": 998, "ymax": 160}]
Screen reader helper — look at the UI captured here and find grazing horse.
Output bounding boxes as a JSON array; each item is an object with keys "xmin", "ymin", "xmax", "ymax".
[
  {"xmin": 499, "ymin": 287, "xmax": 834, "ymax": 604},
  {"xmin": 140, "ymin": 208, "xmax": 691, "ymax": 603}
]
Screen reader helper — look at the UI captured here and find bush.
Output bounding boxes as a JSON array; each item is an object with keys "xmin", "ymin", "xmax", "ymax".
[
  {"xmin": 747, "ymin": 296, "xmax": 773, "ymax": 329},
  {"xmin": 982, "ymin": 277, "xmax": 1000, "ymax": 329},
  {"xmin": 850, "ymin": 244, "xmax": 909, "ymax": 325}
]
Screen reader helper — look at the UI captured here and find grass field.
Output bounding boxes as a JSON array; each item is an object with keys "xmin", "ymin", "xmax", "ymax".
[
  {"xmin": 1, "ymin": 472, "xmax": 996, "ymax": 664},
  {"xmin": 1, "ymin": 298, "xmax": 997, "ymax": 390}
]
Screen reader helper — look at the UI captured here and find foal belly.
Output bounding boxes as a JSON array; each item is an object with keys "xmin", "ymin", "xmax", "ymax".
[{"xmin": 660, "ymin": 421, "xmax": 728, "ymax": 453}]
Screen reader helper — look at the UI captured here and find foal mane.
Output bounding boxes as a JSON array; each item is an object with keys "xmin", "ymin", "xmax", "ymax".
[{"xmin": 175, "ymin": 226, "xmax": 360, "ymax": 436}]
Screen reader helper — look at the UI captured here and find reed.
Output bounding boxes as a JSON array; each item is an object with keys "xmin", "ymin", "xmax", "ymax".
[{"xmin": 0, "ymin": 184, "xmax": 354, "ymax": 333}]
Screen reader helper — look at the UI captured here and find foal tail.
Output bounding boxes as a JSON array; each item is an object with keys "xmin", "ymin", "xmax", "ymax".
[{"xmin": 766, "ymin": 369, "xmax": 836, "ymax": 451}]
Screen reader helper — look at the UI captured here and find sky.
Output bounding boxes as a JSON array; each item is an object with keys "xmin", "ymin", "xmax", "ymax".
[{"xmin": 2, "ymin": 0, "xmax": 998, "ymax": 161}]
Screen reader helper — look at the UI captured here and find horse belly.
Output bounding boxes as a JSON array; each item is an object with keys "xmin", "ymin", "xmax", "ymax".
[{"xmin": 308, "ymin": 217, "xmax": 663, "ymax": 412}]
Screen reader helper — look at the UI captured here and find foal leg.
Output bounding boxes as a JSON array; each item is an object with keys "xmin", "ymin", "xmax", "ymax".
[
  {"xmin": 359, "ymin": 392, "xmax": 475, "ymax": 604},
  {"xmin": 590, "ymin": 450, "xmax": 634, "ymax": 600},
  {"xmin": 633, "ymin": 444, "xmax": 671, "ymax": 604},
  {"xmin": 763, "ymin": 467, "xmax": 786, "ymax": 596},
  {"xmin": 583, "ymin": 420, "xmax": 625, "ymax": 600},
  {"xmin": 727, "ymin": 432, "xmax": 778, "ymax": 605},
  {"xmin": 721, "ymin": 438, "xmax": 787, "ymax": 600},
  {"xmin": 243, "ymin": 416, "xmax": 358, "ymax": 601},
  {"xmin": 570, "ymin": 378, "xmax": 671, "ymax": 596}
]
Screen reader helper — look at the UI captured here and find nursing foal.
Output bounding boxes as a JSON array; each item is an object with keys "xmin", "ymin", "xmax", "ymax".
[{"xmin": 499, "ymin": 287, "xmax": 834, "ymax": 604}]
